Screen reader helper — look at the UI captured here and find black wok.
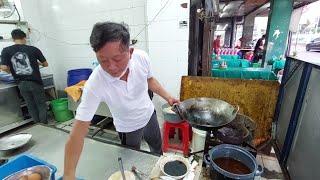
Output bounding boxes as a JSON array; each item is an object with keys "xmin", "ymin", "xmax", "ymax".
[{"xmin": 173, "ymin": 98, "xmax": 239, "ymax": 131}]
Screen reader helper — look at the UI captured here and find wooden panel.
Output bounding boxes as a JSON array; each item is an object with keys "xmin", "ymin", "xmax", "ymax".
[{"xmin": 180, "ymin": 76, "xmax": 279, "ymax": 145}]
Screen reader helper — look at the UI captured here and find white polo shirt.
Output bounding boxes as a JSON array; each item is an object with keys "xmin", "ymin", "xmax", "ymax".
[{"xmin": 75, "ymin": 49, "xmax": 155, "ymax": 132}]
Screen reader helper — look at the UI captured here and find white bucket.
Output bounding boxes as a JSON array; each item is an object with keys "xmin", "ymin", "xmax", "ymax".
[{"xmin": 191, "ymin": 127, "xmax": 206, "ymax": 156}]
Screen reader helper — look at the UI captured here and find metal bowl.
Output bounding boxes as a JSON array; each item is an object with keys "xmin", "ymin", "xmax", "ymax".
[
  {"xmin": 4, "ymin": 165, "xmax": 52, "ymax": 180},
  {"xmin": 161, "ymin": 103, "xmax": 184, "ymax": 124},
  {"xmin": 0, "ymin": 133, "xmax": 32, "ymax": 151}
]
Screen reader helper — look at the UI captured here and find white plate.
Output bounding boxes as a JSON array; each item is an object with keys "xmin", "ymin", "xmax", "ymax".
[{"xmin": 0, "ymin": 133, "xmax": 32, "ymax": 151}]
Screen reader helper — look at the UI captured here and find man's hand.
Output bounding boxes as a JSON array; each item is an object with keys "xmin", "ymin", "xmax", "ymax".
[
  {"xmin": 38, "ymin": 61, "xmax": 49, "ymax": 67},
  {"xmin": 167, "ymin": 97, "xmax": 180, "ymax": 106}
]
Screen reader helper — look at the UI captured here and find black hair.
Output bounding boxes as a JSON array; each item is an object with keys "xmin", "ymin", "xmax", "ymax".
[
  {"xmin": 262, "ymin": 34, "xmax": 266, "ymax": 38},
  {"xmin": 90, "ymin": 22, "xmax": 130, "ymax": 52},
  {"xmin": 11, "ymin": 29, "xmax": 26, "ymax": 40}
]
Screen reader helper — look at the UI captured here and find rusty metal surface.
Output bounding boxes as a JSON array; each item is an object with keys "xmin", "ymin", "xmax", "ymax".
[{"xmin": 180, "ymin": 76, "xmax": 279, "ymax": 145}]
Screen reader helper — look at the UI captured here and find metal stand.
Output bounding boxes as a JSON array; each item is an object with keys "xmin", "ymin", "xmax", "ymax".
[{"xmin": 91, "ymin": 117, "xmax": 113, "ymax": 137}]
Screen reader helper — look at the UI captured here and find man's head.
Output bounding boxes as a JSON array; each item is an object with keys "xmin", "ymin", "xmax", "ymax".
[
  {"xmin": 217, "ymin": 35, "xmax": 221, "ymax": 39},
  {"xmin": 262, "ymin": 34, "xmax": 266, "ymax": 39},
  {"xmin": 11, "ymin": 29, "xmax": 27, "ymax": 44},
  {"xmin": 90, "ymin": 22, "xmax": 133, "ymax": 77}
]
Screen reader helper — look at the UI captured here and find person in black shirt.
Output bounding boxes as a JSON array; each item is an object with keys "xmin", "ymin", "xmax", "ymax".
[
  {"xmin": 1, "ymin": 29, "xmax": 49, "ymax": 123},
  {"xmin": 253, "ymin": 34, "xmax": 266, "ymax": 63}
]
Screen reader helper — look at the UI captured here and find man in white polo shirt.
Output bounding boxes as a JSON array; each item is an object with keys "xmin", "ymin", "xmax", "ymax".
[{"xmin": 63, "ymin": 22, "xmax": 179, "ymax": 179}]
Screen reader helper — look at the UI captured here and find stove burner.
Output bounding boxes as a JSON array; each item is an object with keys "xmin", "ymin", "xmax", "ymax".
[
  {"xmin": 189, "ymin": 129, "xmax": 257, "ymax": 168},
  {"xmin": 188, "ymin": 113, "xmax": 258, "ymax": 168}
]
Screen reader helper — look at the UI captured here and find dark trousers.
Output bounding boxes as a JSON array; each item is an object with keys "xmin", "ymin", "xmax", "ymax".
[
  {"xmin": 253, "ymin": 51, "xmax": 263, "ymax": 63},
  {"xmin": 118, "ymin": 111, "xmax": 162, "ymax": 155},
  {"xmin": 148, "ymin": 89, "xmax": 154, "ymax": 100},
  {"xmin": 18, "ymin": 81, "xmax": 47, "ymax": 123}
]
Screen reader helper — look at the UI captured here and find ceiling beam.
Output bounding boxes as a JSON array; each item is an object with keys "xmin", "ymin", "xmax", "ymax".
[
  {"xmin": 293, "ymin": 1, "xmax": 311, "ymax": 9},
  {"xmin": 244, "ymin": 1, "xmax": 269, "ymax": 17}
]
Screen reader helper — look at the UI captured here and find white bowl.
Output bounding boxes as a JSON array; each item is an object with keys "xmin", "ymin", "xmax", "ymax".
[
  {"xmin": 159, "ymin": 155, "xmax": 190, "ymax": 179},
  {"xmin": 108, "ymin": 170, "xmax": 135, "ymax": 180}
]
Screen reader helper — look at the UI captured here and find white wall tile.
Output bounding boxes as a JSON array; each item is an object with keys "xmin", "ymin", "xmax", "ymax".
[
  {"xmin": 20, "ymin": 0, "xmax": 189, "ymax": 111},
  {"xmin": 148, "ymin": 41, "xmax": 178, "ymax": 62},
  {"xmin": 148, "ymin": 20, "xmax": 178, "ymax": 42},
  {"xmin": 147, "ymin": 0, "xmax": 189, "ymax": 103},
  {"xmin": 131, "ymin": 6, "xmax": 146, "ymax": 25},
  {"xmin": 21, "ymin": 0, "xmax": 148, "ymax": 90}
]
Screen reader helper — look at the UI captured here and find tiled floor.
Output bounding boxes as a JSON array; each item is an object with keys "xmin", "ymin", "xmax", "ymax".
[{"xmin": 256, "ymin": 153, "xmax": 284, "ymax": 180}]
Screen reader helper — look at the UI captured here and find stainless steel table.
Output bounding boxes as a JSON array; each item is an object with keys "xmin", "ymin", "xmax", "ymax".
[
  {"xmin": 0, "ymin": 82, "xmax": 24, "ymax": 128},
  {"xmin": 0, "ymin": 124, "xmax": 159, "ymax": 179}
]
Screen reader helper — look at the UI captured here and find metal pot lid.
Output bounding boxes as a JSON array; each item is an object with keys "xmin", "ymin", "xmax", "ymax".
[
  {"xmin": 174, "ymin": 98, "xmax": 239, "ymax": 128},
  {"xmin": 0, "ymin": 133, "xmax": 32, "ymax": 151}
]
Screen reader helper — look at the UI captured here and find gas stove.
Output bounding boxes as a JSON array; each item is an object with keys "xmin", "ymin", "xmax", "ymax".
[{"xmin": 203, "ymin": 130, "xmax": 257, "ymax": 158}]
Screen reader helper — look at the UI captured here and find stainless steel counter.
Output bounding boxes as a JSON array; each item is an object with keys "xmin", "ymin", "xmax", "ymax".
[
  {"xmin": 0, "ymin": 73, "xmax": 55, "ymax": 90},
  {"xmin": 0, "ymin": 73, "xmax": 56, "ymax": 129},
  {"xmin": 0, "ymin": 125, "xmax": 159, "ymax": 179},
  {"xmin": 0, "ymin": 82, "xmax": 17, "ymax": 90},
  {"xmin": 0, "ymin": 82, "xmax": 24, "ymax": 128}
]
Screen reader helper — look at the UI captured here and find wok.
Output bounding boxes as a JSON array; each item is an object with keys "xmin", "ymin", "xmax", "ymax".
[{"xmin": 173, "ymin": 98, "xmax": 239, "ymax": 131}]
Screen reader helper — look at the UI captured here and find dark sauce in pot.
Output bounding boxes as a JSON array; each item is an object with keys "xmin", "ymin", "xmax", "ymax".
[
  {"xmin": 213, "ymin": 157, "xmax": 252, "ymax": 175},
  {"xmin": 164, "ymin": 160, "xmax": 187, "ymax": 176}
]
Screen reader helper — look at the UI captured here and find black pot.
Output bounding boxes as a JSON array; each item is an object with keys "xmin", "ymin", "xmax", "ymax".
[{"xmin": 204, "ymin": 144, "xmax": 263, "ymax": 180}]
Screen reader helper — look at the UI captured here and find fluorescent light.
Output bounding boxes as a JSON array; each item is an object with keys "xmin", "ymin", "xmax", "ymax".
[
  {"xmin": 52, "ymin": 5, "xmax": 60, "ymax": 11},
  {"xmin": 0, "ymin": 7, "xmax": 11, "ymax": 13}
]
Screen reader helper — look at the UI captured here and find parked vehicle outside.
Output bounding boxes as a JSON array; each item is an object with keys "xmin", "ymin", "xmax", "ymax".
[{"xmin": 306, "ymin": 37, "xmax": 320, "ymax": 51}]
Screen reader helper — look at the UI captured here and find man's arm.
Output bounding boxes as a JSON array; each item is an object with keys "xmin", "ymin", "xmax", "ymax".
[
  {"xmin": 63, "ymin": 84, "xmax": 100, "ymax": 179},
  {"xmin": 148, "ymin": 77, "xmax": 179, "ymax": 105},
  {"xmin": 35, "ymin": 47, "xmax": 48, "ymax": 67},
  {"xmin": 259, "ymin": 45, "xmax": 264, "ymax": 50},
  {"xmin": 1, "ymin": 49, "xmax": 11, "ymax": 73},
  {"xmin": 64, "ymin": 120, "xmax": 90, "ymax": 180},
  {"xmin": 258, "ymin": 39, "xmax": 264, "ymax": 50},
  {"xmin": 38, "ymin": 60, "xmax": 48, "ymax": 67},
  {"xmin": 0, "ymin": 65, "xmax": 10, "ymax": 73}
]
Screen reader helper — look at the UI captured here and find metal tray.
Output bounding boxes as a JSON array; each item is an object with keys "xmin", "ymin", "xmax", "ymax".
[{"xmin": 0, "ymin": 133, "xmax": 32, "ymax": 151}]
